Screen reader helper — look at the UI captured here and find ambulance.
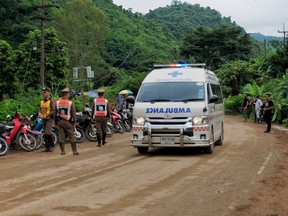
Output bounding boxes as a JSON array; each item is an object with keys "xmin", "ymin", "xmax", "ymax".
[{"xmin": 130, "ymin": 63, "xmax": 224, "ymax": 154}]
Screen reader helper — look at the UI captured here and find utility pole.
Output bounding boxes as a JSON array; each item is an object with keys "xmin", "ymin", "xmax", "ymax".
[
  {"xmin": 278, "ymin": 23, "xmax": 288, "ymax": 48},
  {"xmin": 33, "ymin": 0, "xmax": 59, "ymax": 87},
  {"xmin": 40, "ymin": 0, "xmax": 45, "ymax": 87}
]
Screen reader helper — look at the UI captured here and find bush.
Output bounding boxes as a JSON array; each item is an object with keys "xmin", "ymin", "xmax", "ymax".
[{"xmin": 224, "ymin": 95, "xmax": 243, "ymax": 115}]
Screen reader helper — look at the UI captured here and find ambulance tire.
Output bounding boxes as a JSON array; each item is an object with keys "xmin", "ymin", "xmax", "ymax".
[
  {"xmin": 204, "ymin": 128, "xmax": 214, "ymax": 154},
  {"xmin": 215, "ymin": 124, "xmax": 224, "ymax": 146},
  {"xmin": 137, "ymin": 147, "xmax": 149, "ymax": 154}
]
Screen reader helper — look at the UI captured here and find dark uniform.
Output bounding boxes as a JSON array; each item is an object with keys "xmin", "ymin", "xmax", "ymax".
[
  {"xmin": 40, "ymin": 87, "xmax": 55, "ymax": 152},
  {"xmin": 56, "ymin": 87, "xmax": 79, "ymax": 155},
  {"xmin": 92, "ymin": 89, "xmax": 110, "ymax": 147},
  {"xmin": 263, "ymin": 93, "xmax": 274, "ymax": 133}
]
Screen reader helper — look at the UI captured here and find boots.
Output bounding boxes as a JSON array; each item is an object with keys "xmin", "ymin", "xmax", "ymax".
[
  {"xmin": 71, "ymin": 142, "xmax": 79, "ymax": 155},
  {"xmin": 42, "ymin": 135, "xmax": 50, "ymax": 152},
  {"xmin": 102, "ymin": 133, "xmax": 107, "ymax": 145},
  {"xmin": 47, "ymin": 135, "xmax": 55, "ymax": 152},
  {"xmin": 96, "ymin": 132, "xmax": 102, "ymax": 147},
  {"xmin": 59, "ymin": 142, "xmax": 66, "ymax": 155}
]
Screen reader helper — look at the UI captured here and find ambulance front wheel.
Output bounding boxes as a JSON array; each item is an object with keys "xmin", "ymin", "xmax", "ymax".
[
  {"xmin": 204, "ymin": 127, "xmax": 214, "ymax": 154},
  {"xmin": 137, "ymin": 147, "xmax": 149, "ymax": 154}
]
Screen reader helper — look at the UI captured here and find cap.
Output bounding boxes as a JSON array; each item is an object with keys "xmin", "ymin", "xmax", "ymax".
[
  {"xmin": 42, "ymin": 87, "xmax": 51, "ymax": 92},
  {"xmin": 61, "ymin": 87, "xmax": 70, "ymax": 93},
  {"xmin": 97, "ymin": 89, "xmax": 105, "ymax": 93}
]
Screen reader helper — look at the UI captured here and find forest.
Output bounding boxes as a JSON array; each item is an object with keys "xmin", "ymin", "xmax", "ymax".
[{"xmin": 0, "ymin": 0, "xmax": 287, "ymax": 125}]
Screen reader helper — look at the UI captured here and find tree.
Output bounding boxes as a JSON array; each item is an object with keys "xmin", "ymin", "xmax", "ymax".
[
  {"xmin": 180, "ymin": 25, "xmax": 255, "ymax": 70},
  {"xmin": 53, "ymin": 0, "xmax": 108, "ymax": 78},
  {"xmin": 0, "ymin": 0, "xmax": 40, "ymax": 47},
  {"xmin": 11, "ymin": 28, "xmax": 70, "ymax": 90},
  {"xmin": 216, "ymin": 60, "xmax": 254, "ymax": 96},
  {"xmin": 0, "ymin": 40, "xmax": 17, "ymax": 99}
]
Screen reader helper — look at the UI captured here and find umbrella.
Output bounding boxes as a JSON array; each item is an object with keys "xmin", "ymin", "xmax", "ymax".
[{"xmin": 119, "ymin": 89, "xmax": 133, "ymax": 95}]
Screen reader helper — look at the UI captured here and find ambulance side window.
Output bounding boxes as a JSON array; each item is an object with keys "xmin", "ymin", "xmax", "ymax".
[
  {"xmin": 210, "ymin": 84, "xmax": 223, "ymax": 104},
  {"xmin": 206, "ymin": 84, "xmax": 211, "ymax": 101}
]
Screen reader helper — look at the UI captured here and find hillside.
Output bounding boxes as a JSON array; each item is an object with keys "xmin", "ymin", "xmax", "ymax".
[
  {"xmin": 144, "ymin": 2, "xmax": 241, "ymax": 40},
  {"xmin": 93, "ymin": 0, "xmax": 180, "ymax": 70},
  {"xmin": 250, "ymin": 33, "xmax": 282, "ymax": 41}
]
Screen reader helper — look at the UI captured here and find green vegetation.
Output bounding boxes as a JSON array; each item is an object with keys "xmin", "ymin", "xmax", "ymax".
[{"xmin": 0, "ymin": 0, "xmax": 287, "ymax": 126}]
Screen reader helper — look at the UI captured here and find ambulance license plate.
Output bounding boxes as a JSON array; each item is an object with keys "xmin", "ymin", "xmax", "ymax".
[{"xmin": 160, "ymin": 137, "xmax": 175, "ymax": 144}]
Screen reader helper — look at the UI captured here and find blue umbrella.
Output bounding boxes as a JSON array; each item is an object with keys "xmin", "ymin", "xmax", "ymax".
[{"xmin": 119, "ymin": 89, "xmax": 133, "ymax": 95}]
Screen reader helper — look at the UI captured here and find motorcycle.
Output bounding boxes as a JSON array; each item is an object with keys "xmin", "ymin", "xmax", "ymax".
[
  {"xmin": 1, "ymin": 110, "xmax": 37, "ymax": 152},
  {"xmin": 23, "ymin": 115, "xmax": 44, "ymax": 150},
  {"xmin": 77, "ymin": 106, "xmax": 114, "ymax": 142},
  {"xmin": 29, "ymin": 114, "xmax": 59, "ymax": 149},
  {"xmin": 118, "ymin": 109, "xmax": 132, "ymax": 132},
  {"xmin": 110, "ymin": 109, "xmax": 125, "ymax": 134},
  {"xmin": 0, "ymin": 123, "xmax": 9, "ymax": 156}
]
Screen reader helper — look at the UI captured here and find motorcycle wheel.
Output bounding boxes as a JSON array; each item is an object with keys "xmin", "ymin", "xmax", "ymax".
[
  {"xmin": 18, "ymin": 133, "xmax": 37, "ymax": 151},
  {"xmin": 43, "ymin": 130, "xmax": 59, "ymax": 147},
  {"xmin": 124, "ymin": 121, "xmax": 132, "ymax": 132},
  {"xmin": 85, "ymin": 125, "xmax": 98, "ymax": 142},
  {"xmin": 0, "ymin": 137, "xmax": 9, "ymax": 156},
  {"xmin": 114, "ymin": 121, "xmax": 125, "ymax": 134},
  {"xmin": 106, "ymin": 124, "xmax": 114, "ymax": 138},
  {"xmin": 34, "ymin": 133, "xmax": 44, "ymax": 150},
  {"xmin": 75, "ymin": 127, "xmax": 85, "ymax": 143}
]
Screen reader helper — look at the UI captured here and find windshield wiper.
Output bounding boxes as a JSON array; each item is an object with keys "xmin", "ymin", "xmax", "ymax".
[{"xmin": 178, "ymin": 98, "xmax": 203, "ymax": 102}]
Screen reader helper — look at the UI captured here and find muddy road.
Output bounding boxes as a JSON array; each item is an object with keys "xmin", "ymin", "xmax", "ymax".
[{"xmin": 0, "ymin": 115, "xmax": 287, "ymax": 216}]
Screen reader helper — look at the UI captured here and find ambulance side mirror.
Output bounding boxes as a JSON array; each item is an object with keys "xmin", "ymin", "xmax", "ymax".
[{"xmin": 209, "ymin": 95, "xmax": 218, "ymax": 103}]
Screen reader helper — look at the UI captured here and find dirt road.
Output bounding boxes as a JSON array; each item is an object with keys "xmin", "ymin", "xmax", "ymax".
[{"xmin": 0, "ymin": 115, "xmax": 287, "ymax": 216}]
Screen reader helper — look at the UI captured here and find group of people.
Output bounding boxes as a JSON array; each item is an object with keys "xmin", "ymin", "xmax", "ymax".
[
  {"xmin": 242, "ymin": 93, "xmax": 274, "ymax": 133},
  {"xmin": 39, "ymin": 87, "xmax": 110, "ymax": 155}
]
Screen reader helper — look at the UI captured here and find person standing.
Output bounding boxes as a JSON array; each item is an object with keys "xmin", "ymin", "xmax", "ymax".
[
  {"xmin": 39, "ymin": 87, "xmax": 55, "ymax": 152},
  {"xmin": 56, "ymin": 87, "xmax": 79, "ymax": 155},
  {"xmin": 242, "ymin": 94, "xmax": 250, "ymax": 122},
  {"xmin": 263, "ymin": 93, "xmax": 274, "ymax": 133},
  {"xmin": 254, "ymin": 95, "xmax": 263, "ymax": 123},
  {"xmin": 92, "ymin": 89, "xmax": 110, "ymax": 147}
]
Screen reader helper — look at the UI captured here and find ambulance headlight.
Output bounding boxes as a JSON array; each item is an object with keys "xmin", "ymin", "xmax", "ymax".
[
  {"xmin": 192, "ymin": 116, "xmax": 209, "ymax": 125},
  {"xmin": 133, "ymin": 116, "xmax": 145, "ymax": 126}
]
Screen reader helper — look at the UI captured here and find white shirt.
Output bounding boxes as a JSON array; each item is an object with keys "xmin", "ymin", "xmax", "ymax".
[{"xmin": 255, "ymin": 99, "xmax": 262, "ymax": 110}]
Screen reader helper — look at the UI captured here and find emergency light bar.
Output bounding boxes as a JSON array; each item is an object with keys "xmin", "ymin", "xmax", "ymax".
[{"xmin": 153, "ymin": 63, "xmax": 206, "ymax": 68}]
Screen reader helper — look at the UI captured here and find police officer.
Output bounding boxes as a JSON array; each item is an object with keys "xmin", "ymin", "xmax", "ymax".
[
  {"xmin": 56, "ymin": 87, "xmax": 79, "ymax": 155},
  {"xmin": 92, "ymin": 89, "xmax": 110, "ymax": 147},
  {"xmin": 39, "ymin": 87, "xmax": 55, "ymax": 152}
]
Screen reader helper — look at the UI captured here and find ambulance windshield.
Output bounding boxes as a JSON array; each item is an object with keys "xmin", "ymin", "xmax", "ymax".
[{"xmin": 137, "ymin": 82, "xmax": 205, "ymax": 102}]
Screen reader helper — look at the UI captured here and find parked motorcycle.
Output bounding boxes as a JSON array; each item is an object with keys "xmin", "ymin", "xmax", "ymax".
[
  {"xmin": 77, "ymin": 106, "xmax": 114, "ymax": 141},
  {"xmin": 110, "ymin": 109, "xmax": 125, "ymax": 134},
  {"xmin": 118, "ymin": 109, "xmax": 132, "ymax": 132},
  {"xmin": 29, "ymin": 114, "xmax": 58, "ymax": 149},
  {"xmin": 23, "ymin": 115, "xmax": 44, "ymax": 150},
  {"xmin": 0, "ymin": 123, "xmax": 9, "ymax": 156},
  {"xmin": 1, "ymin": 110, "xmax": 37, "ymax": 152}
]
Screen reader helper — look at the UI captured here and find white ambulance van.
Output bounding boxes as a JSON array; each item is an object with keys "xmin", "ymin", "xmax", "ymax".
[{"xmin": 131, "ymin": 63, "xmax": 224, "ymax": 154}]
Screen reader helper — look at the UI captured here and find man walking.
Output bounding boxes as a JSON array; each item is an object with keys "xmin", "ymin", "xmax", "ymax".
[
  {"xmin": 92, "ymin": 89, "xmax": 110, "ymax": 147},
  {"xmin": 263, "ymin": 93, "xmax": 274, "ymax": 133},
  {"xmin": 39, "ymin": 87, "xmax": 55, "ymax": 152},
  {"xmin": 56, "ymin": 87, "xmax": 79, "ymax": 155}
]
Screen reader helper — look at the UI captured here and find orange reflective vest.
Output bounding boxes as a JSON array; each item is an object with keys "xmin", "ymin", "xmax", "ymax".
[
  {"xmin": 39, "ymin": 100, "xmax": 51, "ymax": 119},
  {"xmin": 56, "ymin": 100, "xmax": 72, "ymax": 120},
  {"xmin": 94, "ymin": 98, "xmax": 108, "ymax": 117}
]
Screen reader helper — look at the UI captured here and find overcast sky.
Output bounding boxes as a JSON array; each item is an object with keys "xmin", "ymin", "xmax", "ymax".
[{"xmin": 113, "ymin": 0, "xmax": 287, "ymax": 37}]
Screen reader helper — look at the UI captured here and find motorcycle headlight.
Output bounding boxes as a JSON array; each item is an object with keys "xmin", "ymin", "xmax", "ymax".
[
  {"xmin": 192, "ymin": 116, "xmax": 209, "ymax": 125},
  {"xmin": 133, "ymin": 116, "xmax": 145, "ymax": 126}
]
